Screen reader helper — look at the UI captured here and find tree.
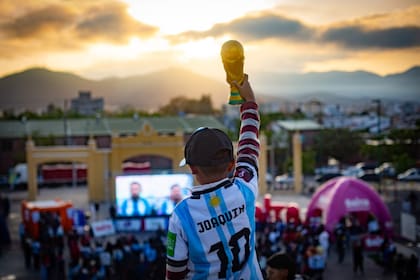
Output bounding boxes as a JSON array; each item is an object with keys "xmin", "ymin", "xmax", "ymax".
[
  {"xmin": 158, "ymin": 95, "xmax": 215, "ymax": 115},
  {"xmin": 260, "ymin": 112, "xmax": 286, "ymax": 131},
  {"xmin": 388, "ymin": 127, "xmax": 420, "ymax": 172},
  {"xmin": 314, "ymin": 128, "xmax": 363, "ymax": 165},
  {"xmin": 392, "ymin": 153, "xmax": 415, "ymax": 174},
  {"xmin": 43, "ymin": 103, "xmax": 64, "ymax": 118},
  {"xmin": 362, "ymin": 127, "xmax": 420, "ymax": 173},
  {"xmin": 17, "ymin": 110, "xmax": 39, "ymax": 120},
  {"xmin": 279, "ymin": 148, "xmax": 316, "ymax": 175},
  {"xmin": 31, "ymin": 131, "xmax": 56, "ymax": 146},
  {"xmin": 302, "ymin": 149, "xmax": 316, "ymax": 174}
]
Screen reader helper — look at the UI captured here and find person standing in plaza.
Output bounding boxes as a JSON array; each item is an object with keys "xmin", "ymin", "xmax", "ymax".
[
  {"xmin": 395, "ymin": 253, "xmax": 406, "ymax": 280},
  {"xmin": 406, "ymin": 253, "xmax": 418, "ymax": 280},
  {"xmin": 0, "ymin": 193, "xmax": 11, "ymax": 250},
  {"xmin": 334, "ymin": 217, "xmax": 346, "ymax": 264},
  {"xmin": 318, "ymin": 224, "xmax": 330, "ymax": 261},
  {"xmin": 407, "ymin": 191, "xmax": 418, "ymax": 215},
  {"xmin": 352, "ymin": 238, "xmax": 364, "ymax": 275},
  {"xmin": 306, "ymin": 243, "xmax": 326, "ymax": 280}
]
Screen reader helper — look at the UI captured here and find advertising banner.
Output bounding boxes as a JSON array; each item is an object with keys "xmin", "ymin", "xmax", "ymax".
[{"xmin": 91, "ymin": 220, "xmax": 116, "ymax": 237}]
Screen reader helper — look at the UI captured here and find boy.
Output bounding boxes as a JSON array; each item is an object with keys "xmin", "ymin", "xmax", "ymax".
[
  {"xmin": 166, "ymin": 74, "xmax": 263, "ymax": 279},
  {"xmin": 266, "ymin": 252, "xmax": 296, "ymax": 280}
]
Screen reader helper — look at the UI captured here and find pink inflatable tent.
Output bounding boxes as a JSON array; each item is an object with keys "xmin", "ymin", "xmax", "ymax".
[{"xmin": 306, "ymin": 177, "xmax": 393, "ymax": 235}]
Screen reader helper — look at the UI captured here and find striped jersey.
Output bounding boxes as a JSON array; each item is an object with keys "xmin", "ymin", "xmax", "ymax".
[{"xmin": 166, "ymin": 101, "xmax": 263, "ymax": 280}]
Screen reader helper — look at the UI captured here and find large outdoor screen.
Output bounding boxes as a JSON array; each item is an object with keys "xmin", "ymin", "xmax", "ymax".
[{"xmin": 115, "ymin": 173, "xmax": 193, "ymax": 217}]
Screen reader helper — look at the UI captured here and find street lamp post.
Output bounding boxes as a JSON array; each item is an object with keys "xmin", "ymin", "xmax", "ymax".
[
  {"xmin": 269, "ymin": 137, "xmax": 276, "ymax": 191},
  {"xmin": 372, "ymin": 99, "xmax": 381, "ymax": 135},
  {"xmin": 63, "ymin": 99, "xmax": 71, "ymax": 146},
  {"xmin": 372, "ymin": 99, "xmax": 382, "ymax": 193}
]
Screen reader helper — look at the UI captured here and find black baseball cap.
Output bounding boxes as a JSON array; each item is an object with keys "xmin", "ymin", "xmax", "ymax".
[
  {"xmin": 267, "ymin": 253, "xmax": 296, "ymax": 274},
  {"xmin": 179, "ymin": 127, "xmax": 234, "ymax": 167}
]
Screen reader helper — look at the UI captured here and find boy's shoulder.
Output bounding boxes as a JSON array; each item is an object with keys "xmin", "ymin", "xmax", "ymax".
[
  {"xmin": 171, "ymin": 195, "xmax": 191, "ymax": 214},
  {"xmin": 235, "ymin": 164, "xmax": 257, "ymax": 183}
]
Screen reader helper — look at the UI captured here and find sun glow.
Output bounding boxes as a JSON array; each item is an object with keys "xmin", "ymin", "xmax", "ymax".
[
  {"xmin": 123, "ymin": 0, "xmax": 279, "ymax": 35},
  {"xmin": 174, "ymin": 38, "xmax": 222, "ymax": 61},
  {"xmin": 87, "ymin": 37, "xmax": 169, "ymax": 60}
]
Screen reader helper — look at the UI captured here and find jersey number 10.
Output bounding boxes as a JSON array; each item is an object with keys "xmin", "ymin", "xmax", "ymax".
[{"xmin": 209, "ymin": 228, "xmax": 251, "ymax": 278}]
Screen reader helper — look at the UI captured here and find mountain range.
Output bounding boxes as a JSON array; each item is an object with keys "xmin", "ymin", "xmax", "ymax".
[
  {"xmin": 0, "ymin": 66, "xmax": 418, "ymax": 112},
  {"xmin": 253, "ymin": 67, "xmax": 420, "ymax": 103}
]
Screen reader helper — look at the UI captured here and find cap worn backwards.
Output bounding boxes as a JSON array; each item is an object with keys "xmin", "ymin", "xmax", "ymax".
[{"xmin": 179, "ymin": 127, "xmax": 234, "ymax": 167}]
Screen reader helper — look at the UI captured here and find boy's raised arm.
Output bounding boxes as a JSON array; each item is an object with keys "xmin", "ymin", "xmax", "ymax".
[{"xmin": 233, "ymin": 75, "xmax": 260, "ymax": 175}]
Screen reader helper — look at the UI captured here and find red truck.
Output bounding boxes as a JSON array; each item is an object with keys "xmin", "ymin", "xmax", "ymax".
[
  {"xmin": 40, "ymin": 163, "xmax": 87, "ymax": 186},
  {"xmin": 41, "ymin": 161, "xmax": 150, "ymax": 185},
  {"xmin": 11, "ymin": 161, "xmax": 151, "ymax": 188}
]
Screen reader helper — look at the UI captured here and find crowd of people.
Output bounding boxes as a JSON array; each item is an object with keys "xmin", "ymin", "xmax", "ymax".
[
  {"xmin": 254, "ymin": 212, "xmax": 419, "ymax": 280},
  {"xmin": 256, "ymin": 217, "xmax": 328, "ymax": 280},
  {"xmin": 19, "ymin": 211, "xmax": 166, "ymax": 280},
  {"xmin": 66, "ymin": 231, "xmax": 166, "ymax": 280},
  {"xmin": 7, "ymin": 203, "xmax": 420, "ymax": 280}
]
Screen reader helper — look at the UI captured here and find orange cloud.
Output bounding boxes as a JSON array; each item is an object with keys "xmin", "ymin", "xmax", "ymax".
[
  {"xmin": 2, "ymin": 4, "xmax": 76, "ymax": 38},
  {"xmin": 0, "ymin": 0, "xmax": 158, "ymax": 58},
  {"xmin": 74, "ymin": 2, "xmax": 157, "ymax": 42},
  {"xmin": 169, "ymin": 7, "xmax": 420, "ymax": 50}
]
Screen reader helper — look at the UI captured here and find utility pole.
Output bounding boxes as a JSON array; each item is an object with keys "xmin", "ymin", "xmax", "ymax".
[
  {"xmin": 372, "ymin": 99, "xmax": 382, "ymax": 193},
  {"xmin": 373, "ymin": 99, "xmax": 381, "ymax": 136},
  {"xmin": 63, "ymin": 99, "xmax": 70, "ymax": 146},
  {"xmin": 269, "ymin": 138, "xmax": 275, "ymax": 191}
]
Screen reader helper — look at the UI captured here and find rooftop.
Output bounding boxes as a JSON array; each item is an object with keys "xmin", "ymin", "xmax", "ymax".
[
  {"xmin": 0, "ymin": 115, "xmax": 226, "ymax": 138},
  {"xmin": 276, "ymin": 119, "xmax": 322, "ymax": 131}
]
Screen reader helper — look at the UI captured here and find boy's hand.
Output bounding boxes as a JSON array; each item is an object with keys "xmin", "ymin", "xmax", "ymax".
[{"xmin": 232, "ymin": 74, "xmax": 255, "ymax": 102}]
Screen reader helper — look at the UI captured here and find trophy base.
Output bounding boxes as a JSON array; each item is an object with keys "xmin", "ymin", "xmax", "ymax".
[{"xmin": 228, "ymin": 92, "xmax": 244, "ymax": 105}]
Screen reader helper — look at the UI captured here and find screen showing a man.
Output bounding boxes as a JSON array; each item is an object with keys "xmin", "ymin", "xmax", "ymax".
[
  {"xmin": 115, "ymin": 173, "xmax": 193, "ymax": 217},
  {"xmin": 157, "ymin": 184, "xmax": 184, "ymax": 215},
  {"xmin": 120, "ymin": 182, "xmax": 152, "ymax": 216}
]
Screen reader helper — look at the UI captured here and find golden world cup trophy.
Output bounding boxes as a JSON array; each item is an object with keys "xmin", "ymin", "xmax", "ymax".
[{"xmin": 221, "ymin": 40, "xmax": 245, "ymax": 105}]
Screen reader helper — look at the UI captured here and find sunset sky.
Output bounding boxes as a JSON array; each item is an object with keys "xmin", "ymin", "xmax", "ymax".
[{"xmin": 1, "ymin": 0, "xmax": 419, "ymax": 81}]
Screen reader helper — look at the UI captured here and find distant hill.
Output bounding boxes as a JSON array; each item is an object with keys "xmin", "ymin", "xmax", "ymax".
[
  {"xmin": 253, "ymin": 67, "xmax": 420, "ymax": 103},
  {"xmin": 0, "ymin": 66, "xmax": 419, "ymax": 112},
  {"xmin": 0, "ymin": 67, "xmax": 228, "ymax": 111}
]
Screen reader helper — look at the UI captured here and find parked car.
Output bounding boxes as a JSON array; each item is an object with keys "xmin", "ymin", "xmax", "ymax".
[
  {"xmin": 356, "ymin": 162, "xmax": 379, "ymax": 171},
  {"xmin": 374, "ymin": 162, "xmax": 396, "ymax": 178},
  {"xmin": 397, "ymin": 168, "xmax": 420, "ymax": 182},
  {"xmin": 358, "ymin": 171, "xmax": 381, "ymax": 183},
  {"xmin": 266, "ymin": 172, "xmax": 273, "ymax": 185},
  {"xmin": 341, "ymin": 166, "xmax": 363, "ymax": 177},
  {"xmin": 315, "ymin": 173, "xmax": 342, "ymax": 183},
  {"xmin": 274, "ymin": 174, "xmax": 294, "ymax": 189},
  {"xmin": 315, "ymin": 165, "xmax": 340, "ymax": 175}
]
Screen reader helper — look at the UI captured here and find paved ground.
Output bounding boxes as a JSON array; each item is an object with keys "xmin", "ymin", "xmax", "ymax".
[{"xmin": 0, "ymin": 184, "xmax": 418, "ymax": 279}]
